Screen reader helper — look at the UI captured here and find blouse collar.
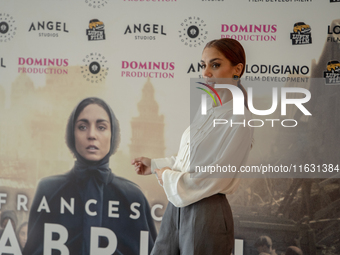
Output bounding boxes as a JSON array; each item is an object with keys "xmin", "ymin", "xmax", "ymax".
[{"xmin": 206, "ymin": 97, "xmax": 234, "ymax": 118}]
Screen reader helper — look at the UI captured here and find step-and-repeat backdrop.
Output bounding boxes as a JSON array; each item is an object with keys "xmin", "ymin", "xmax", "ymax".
[{"xmin": 1, "ymin": 0, "xmax": 340, "ymax": 254}]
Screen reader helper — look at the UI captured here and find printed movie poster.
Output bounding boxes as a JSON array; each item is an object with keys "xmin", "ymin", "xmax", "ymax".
[{"xmin": 1, "ymin": 1, "xmax": 340, "ymax": 255}]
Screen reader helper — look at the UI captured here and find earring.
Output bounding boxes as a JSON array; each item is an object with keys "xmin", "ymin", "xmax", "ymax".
[{"xmin": 233, "ymin": 75, "xmax": 239, "ymax": 81}]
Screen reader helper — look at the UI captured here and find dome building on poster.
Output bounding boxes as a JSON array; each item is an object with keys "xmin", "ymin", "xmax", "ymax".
[{"xmin": 129, "ymin": 78, "xmax": 165, "ymax": 159}]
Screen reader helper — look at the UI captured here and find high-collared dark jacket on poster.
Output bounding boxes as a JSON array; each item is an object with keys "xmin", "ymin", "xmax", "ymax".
[{"xmin": 23, "ymin": 169, "xmax": 157, "ymax": 255}]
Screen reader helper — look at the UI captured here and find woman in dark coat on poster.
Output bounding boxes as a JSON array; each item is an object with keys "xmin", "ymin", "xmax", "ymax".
[{"xmin": 24, "ymin": 97, "xmax": 156, "ymax": 255}]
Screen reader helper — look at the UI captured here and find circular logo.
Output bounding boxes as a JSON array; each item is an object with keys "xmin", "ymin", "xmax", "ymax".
[
  {"xmin": 187, "ymin": 25, "xmax": 199, "ymax": 39},
  {"xmin": 85, "ymin": 0, "xmax": 108, "ymax": 8},
  {"xmin": 89, "ymin": 61, "xmax": 101, "ymax": 74},
  {"xmin": 0, "ymin": 22, "xmax": 9, "ymax": 34},
  {"xmin": 179, "ymin": 17, "xmax": 208, "ymax": 47},
  {"xmin": 0, "ymin": 14, "xmax": 17, "ymax": 43},
  {"xmin": 81, "ymin": 53, "xmax": 108, "ymax": 83}
]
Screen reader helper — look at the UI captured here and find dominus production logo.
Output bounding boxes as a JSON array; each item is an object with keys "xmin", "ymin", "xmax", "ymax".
[
  {"xmin": 81, "ymin": 53, "xmax": 108, "ymax": 83},
  {"xmin": 330, "ymin": 0, "xmax": 340, "ymax": 2},
  {"xmin": 17, "ymin": 58, "xmax": 69, "ymax": 75},
  {"xmin": 290, "ymin": 22, "xmax": 312, "ymax": 45},
  {"xmin": 85, "ymin": 0, "xmax": 108, "ymax": 8},
  {"xmin": 221, "ymin": 24, "xmax": 277, "ymax": 42},
  {"xmin": 178, "ymin": 16, "xmax": 208, "ymax": 47},
  {"xmin": 121, "ymin": 60, "xmax": 175, "ymax": 78},
  {"xmin": 248, "ymin": 0, "xmax": 312, "ymax": 2},
  {"xmin": 324, "ymin": 60, "xmax": 340, "ymax": 85},
  {"xmin": 86, "ymin": 19, "xmax": 105, "ymax": 41},
  {"xmin": 122, "ymin": 0, "xmax": 177, "ymax": 2},
  {"xmin": 0, "ymin": 13, "xmax": 17, "ymax": 43}
]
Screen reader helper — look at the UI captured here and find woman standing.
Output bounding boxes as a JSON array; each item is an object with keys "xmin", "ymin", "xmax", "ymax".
[
  {"xmin": 24, "ymin": 97, "xmax": 156, "ymax": 255},
  {"xmin": 132, "ymin": 38, "xmax": 253, "ymax": 255}
]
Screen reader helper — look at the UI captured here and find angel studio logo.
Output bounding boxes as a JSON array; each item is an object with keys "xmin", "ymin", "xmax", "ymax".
[
  {"xmin": 324, "ymin": 60, "xmax": 340, "ymax": 85},
  {"xmin": 84, "ymin": 0, "xmax": 108, "ymax": 8},
  {"xmin": 28, "ymin": 21, "xmax": 69, "ymax": 37},
  {"xmin": 0, "ymin": 13, "xmax": 17, "ymax": 43},
  {"xmin": 290, "ymin": 22, "xmax": 312, "ymax": 45},
  {"xmin": 81, "ymin": 53, "xmax": 108, "ymax": 83},
  {"xmin": 124, "ymin": 23, "xmax": 166, "ymax": 40},
  {"xmin": 178, "ymin": 16, "xmax": 208, "ymax": 47},
  {"xmin": 86, "ymin": 19, "xmax": 105, "ymax": 41}
]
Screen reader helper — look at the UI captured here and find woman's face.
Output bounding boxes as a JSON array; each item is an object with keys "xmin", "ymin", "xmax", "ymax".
[
  {"xmin": 74, "ymin": 104, "xmax": 111, "ymax": 161},
  {"xmin": 201, "ymin": 46, "xmax": 242, "ymax": 79}
]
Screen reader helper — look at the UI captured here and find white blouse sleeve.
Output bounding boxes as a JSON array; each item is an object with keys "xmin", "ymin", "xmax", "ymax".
[
  {"xmin": 151, "ymin": 156, "xmax": 177, "ymax": 174},
  {"xmin": 162, "ymin": 121, "xmax": 253, "ymax": 207}
]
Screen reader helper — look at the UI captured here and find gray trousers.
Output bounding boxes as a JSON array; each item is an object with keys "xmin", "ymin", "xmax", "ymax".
[{"xmin": 151, "ymin": 194, "xmax": 234, "ymax": 255}]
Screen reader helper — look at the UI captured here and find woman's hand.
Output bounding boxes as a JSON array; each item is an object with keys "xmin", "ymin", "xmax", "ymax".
[
  {"xmin": 131, "ymin": 157, "xmax": 152, "ymax": 175},
  {"xmin": 154, "ymin": 167, "xmax": 171, "ymax": 186}
]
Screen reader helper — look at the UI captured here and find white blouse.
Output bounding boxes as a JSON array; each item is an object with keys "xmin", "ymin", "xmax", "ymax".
[{"xmin": 151, "ymin": 99, "xmax": 254, "ymax": 207}]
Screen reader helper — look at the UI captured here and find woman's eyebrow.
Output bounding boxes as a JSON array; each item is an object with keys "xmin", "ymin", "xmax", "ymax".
[
  {"xmin": 96, "ymin": 119, "xmax": 110, "ymax": 124},
  {"xmin": 209, "ymin": 58, "xmax": 222, "ymax": 63},
  {"xmin": 76, "ymin": 118, "xmax": 89, "ymax": 124},
  {"xmin": 76, "ymin": 119, "xmax": 109, "ymax": 124},
  {"xmin": 200, "ymin": 58, "xmax": 222, "ymax": 63}
]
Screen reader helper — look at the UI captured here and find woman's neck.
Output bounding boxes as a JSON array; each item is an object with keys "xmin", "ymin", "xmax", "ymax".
[{"xmin": 212, "ymin": 86, "xmax": 235, "ymax": 107}]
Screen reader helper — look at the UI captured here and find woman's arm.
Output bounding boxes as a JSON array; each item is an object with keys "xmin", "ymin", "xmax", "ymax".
[
  {"xmin": 151, "ymin": 156, "xmax": 176, "ymax": 173},
  {"xmin": 132, "ymin": 156, "xmax": 177, "ymax": 175},
  {"xmin": 161, "ymin": 122, "xmax": 253, "ymax": 207}
]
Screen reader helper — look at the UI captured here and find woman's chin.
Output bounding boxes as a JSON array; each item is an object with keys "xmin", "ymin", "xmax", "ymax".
[{"xmin": 83, "ymin": 154, "xmax": 103, "ymax": 162}]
